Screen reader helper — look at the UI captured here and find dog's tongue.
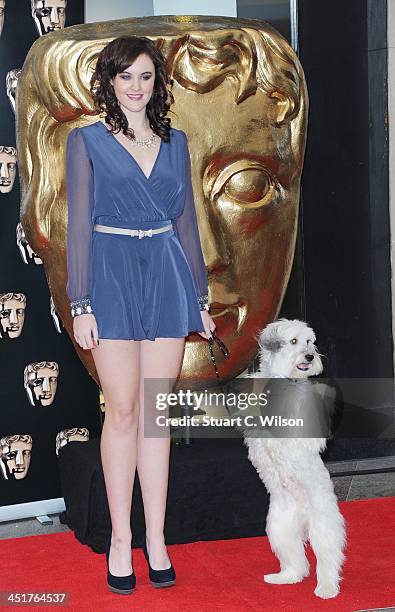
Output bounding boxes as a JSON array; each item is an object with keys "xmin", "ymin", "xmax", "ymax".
[{"xmin": 297, "ymin": 363, "xmax": 310, "ymax": 370}]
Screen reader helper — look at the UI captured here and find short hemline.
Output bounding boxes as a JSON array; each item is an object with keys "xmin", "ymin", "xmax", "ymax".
[{"xmin": 97, "ymin": 327, "xmax": 205, "ymax": 341}]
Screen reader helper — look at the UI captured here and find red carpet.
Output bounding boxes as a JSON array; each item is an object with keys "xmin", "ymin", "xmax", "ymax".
[{"xmin": 1, "ymin": 496, "xmax": 395, "ymax": 611}]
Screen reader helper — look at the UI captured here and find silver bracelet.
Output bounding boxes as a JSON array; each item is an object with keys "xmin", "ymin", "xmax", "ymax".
[
  {"xmin": 198, "ymin": 294, "xmax": 210, "ymax": 311},
  {"xmin": 70, "ymin": 297, "xmax": 93, "ymax": 318}
]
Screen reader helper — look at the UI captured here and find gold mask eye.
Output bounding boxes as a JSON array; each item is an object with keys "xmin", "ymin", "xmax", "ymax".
[
  {"xmin": 222, "ymin": 167, "xmax": 274, "ymax": 208},
  {"xmin": 207, "ymin": 159, "xmax": 279, "ymax": 210},
  {"xmin": 291, "ymin": 338, "xmax": 297, "ymax": 345}
]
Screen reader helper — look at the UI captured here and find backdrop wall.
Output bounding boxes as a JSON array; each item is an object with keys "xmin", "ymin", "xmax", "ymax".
[{"xmin": 0, "ymin": 0, "xmax": 101, "ymax": 518}]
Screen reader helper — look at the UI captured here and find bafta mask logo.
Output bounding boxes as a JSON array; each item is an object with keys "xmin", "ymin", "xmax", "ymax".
[
  {"xmin": 18, "ymin": 16, "xmax": 308, "ymax": 384},
  {"xmin": 99, "ymin": 389, "xmax": 105, "ymax": 414},
  {"xmin": 55, "ymin": 427, "xmax": 89, "ymax": 455},
  {"xmin": 0, "ymin": 293, "xmax": 26, "ymax": 339},
  {"xmin": 50, "ymin": 295, "xmax": 62, "ymax": 333},
  {"xmin": 0, "ymin": 434, "xmax": 32, "ymax": 480},
  {"xmin": 0, "ymin": 0, "xmax": 5, "ymax": 38},
  {"xmin": 0, "ymin": 146, "xmax": 16, "ymax": 194},
  {"xmin": 24, "ymin": 361, "xmax": 59, "ymax": 406},
  {"xmin": 31, "ymin": 0, "xmax": 67, "ymax": 36},
  {"xmin": 6, "ymin": 69, "xmax": 21, "ymax": 114},
  {"xmin": 16, "ymin": 222, "xmax": 43, "ymax": 264}
]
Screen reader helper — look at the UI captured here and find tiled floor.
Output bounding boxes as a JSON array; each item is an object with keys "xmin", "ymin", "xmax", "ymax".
[
  {"xmin": 355, "ymin": 609, "xmax": 395, "ymax": 611},
  {"xmin": 0, "ymin": 513, "xmax": 69, "ymax": 540},
  {"xmin": 354, "ymin": 609, "xmax": 395, "ymax": 612},
  {"xmin": 328, "ymin": 455, "xmax": 395, "ymax": 501},
  {"xmin": 0, "ymin": 455, "xmax": 394, "ymax": 541}
]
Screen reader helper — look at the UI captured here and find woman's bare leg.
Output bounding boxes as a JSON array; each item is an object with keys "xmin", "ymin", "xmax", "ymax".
[
  {"xmin": 91, "ymin": 338, "xmax": 140, "ymax": 576},
  {"xmin": 137, "ymin": 337, "xmax": 185, "ymax": 569}
]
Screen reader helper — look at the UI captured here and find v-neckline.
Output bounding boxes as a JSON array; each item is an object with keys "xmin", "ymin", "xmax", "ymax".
[{"xmin": 97, "ymin": 120, "xmax": 163, "ymax": 181}]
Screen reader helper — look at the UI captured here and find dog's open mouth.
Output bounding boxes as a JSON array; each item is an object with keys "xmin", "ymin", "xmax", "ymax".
[{"xmin": 296, "ymin": 362, "xmax": 311, "ymax": 371}]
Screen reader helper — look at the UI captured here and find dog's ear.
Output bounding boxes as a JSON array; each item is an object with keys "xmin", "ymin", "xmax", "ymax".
[
  {"xmin": 258, "ymin": 322, "xmax": 284, "ymax": 352},
  {"xmin": 262, "ymin": 338, "xmax": 284, "ymax": 352},
  {"xmin": 257, "ymin": 322, "xmax": 276, "ymax": 348}
]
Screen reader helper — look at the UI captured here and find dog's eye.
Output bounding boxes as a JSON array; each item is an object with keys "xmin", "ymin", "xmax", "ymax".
[{"xmin": 291, "ymin": 338, "xmax": 297, "ymax": 345}]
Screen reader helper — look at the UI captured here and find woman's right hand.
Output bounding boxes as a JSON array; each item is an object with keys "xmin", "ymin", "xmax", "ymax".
[{"xmin": 73, "ymin": 313, "xmax": 99, "ymax": 350}]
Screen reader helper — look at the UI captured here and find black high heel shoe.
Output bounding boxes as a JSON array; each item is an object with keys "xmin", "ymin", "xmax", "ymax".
[
  {"xmin": 105, "ymin": 534, "xmax": 136, "ymax": 595},
  {"xmin": 142, "ymin": 535, "xmax": 176, "ymax": 588}
]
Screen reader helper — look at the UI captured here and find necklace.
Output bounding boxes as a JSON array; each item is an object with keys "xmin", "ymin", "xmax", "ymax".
[
  {"xmin": 100, "ymin": 118, "xmax": 158, "ymax": 148},
  {"xmin": 125, "ymin": 131, "xmax": 157, "ymax": 148}
]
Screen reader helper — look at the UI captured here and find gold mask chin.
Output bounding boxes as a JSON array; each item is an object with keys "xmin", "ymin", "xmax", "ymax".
[{"xmin": 17, "ymin": 15, "xmax": 308, "ymax": 388}]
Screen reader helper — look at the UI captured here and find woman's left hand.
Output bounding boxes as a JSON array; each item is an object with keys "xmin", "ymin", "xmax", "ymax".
[{"xmin": 198, "ymin": 310, "xmax": 216, "ymax": 340}]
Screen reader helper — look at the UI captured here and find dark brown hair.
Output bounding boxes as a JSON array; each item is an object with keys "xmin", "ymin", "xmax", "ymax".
[{"xmin": 90, "ymin": 36, "xmax": 174, "ymax": 142}]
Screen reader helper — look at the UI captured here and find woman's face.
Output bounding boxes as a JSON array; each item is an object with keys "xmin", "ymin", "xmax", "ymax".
[{"xmin": 110, "ymin": 52, "xmax": 156, "ymax": 115}]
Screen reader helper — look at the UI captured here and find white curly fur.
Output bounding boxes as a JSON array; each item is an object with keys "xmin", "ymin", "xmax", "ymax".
[{"xmin": 243, "ymin": 319, "xmax": 346, "ymax": 599}]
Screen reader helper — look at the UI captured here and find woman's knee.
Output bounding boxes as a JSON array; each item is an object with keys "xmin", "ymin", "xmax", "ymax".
[{"xmin": 105, "ymin": 395, "xmax": 140, "ymax": 427}]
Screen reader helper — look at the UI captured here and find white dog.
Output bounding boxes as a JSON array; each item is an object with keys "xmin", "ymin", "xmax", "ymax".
[{"xmin": 242, "ymin": 319, "xmax": 346, "ymax": 599}]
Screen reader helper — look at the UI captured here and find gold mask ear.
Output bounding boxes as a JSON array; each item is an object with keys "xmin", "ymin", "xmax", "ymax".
[
  {"xmin": 270, "ymin": 90, "xmax": 296, "ymax": 125},
  {"xmin": 250, "ymin": 28, "xmax": 303, "ymax": 126}
]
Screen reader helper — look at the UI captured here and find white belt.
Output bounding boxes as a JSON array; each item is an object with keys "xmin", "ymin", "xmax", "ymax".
[{"xmin": 93, "ymin": 223, "xmax": 173, "ymax": 239}]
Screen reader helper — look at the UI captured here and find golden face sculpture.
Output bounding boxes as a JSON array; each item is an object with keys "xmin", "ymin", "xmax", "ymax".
[
  {"xmin": 31, "ymin": 0, "xmax": 66, "ymax": 36},
  {"xmin": 0, "ymin": 293, "xmax": 26, "ymax": 339},
  {"xmin": 0, "ymin": 146, "xmax": 16, "ymax": 193},
  {"xmin": 0, "ymin": 435, "xmax": 32, "ymax": 480},
  {"xmin": 55, "ymin": 427, "xmax": 89, "ymax": 455},
  {"xmin": 17, "ymin": 16, "xmax": 308, "ymax": 387},
  {"xmin": 24, "ymin": 361, "xmax": 59, "ymax": 406}
]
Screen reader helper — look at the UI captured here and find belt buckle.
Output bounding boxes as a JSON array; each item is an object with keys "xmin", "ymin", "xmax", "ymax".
[{"xmin": 138, "ymin": 228, "xmax": 153, "ymax": 239}]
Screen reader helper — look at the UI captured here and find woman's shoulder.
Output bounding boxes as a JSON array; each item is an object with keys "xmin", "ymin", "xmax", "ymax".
[
  {"xmin": 66, "ymin": 126, "xmax": 93, "ymax": 162},
  {"xmin": 169, "ymin": 127, "xmax": 188, "ymax": 149},
  {"xmin": 67, "ymin": 125, "xmax": 87, "ymax": 140},
  {"xmin": 67, "ymin": 123, "xmax": 98, "ymax": 138},
  {"xmin": 67, "ymin": 124, "xmax": 99, "ymax": 150},
  {"xmin": 66, "ymin": 126, "xmax": 83, "ymax": 149},
  {"xmin": 170, "ymin": 127, "xmax": 187, "ymax": 138}
]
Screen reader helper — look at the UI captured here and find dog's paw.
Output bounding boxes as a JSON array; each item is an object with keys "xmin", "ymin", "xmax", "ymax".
[
  {"xmin": 314, "ymin": 583, "xmax": 340, "ymax": 599},
  {"xmin": 264, "ymin": 569, "xmax": 308, "ymax": 584}
]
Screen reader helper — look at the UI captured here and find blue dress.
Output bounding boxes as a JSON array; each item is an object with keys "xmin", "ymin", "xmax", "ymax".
[{"xmin": 65, "ymin": 121, "xmax": 208, "ymax": 340}]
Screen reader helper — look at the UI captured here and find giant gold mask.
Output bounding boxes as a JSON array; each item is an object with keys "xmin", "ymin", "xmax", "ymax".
[{"xmin": 17, "ymin": 16, "xmax": 308, "ymax": 387}]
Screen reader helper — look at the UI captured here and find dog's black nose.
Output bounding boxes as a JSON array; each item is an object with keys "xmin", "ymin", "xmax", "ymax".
[{"xmin": 305, "ymin": 354, "xmax": 314, "ymax": 362}]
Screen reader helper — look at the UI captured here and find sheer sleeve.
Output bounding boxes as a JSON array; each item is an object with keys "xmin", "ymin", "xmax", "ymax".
[
  {"xmin": 65, "ymin": 128, "xmax": 95, "ymax": 317},
  {"xmin": 173, "ymin": 132, "xmax": 209, "ymax": 310}
]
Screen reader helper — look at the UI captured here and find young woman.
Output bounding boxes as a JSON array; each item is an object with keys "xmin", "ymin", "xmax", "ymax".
[{"xmin": 65, "ymin": 35, "xmax": 215, "ymax": 594}]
